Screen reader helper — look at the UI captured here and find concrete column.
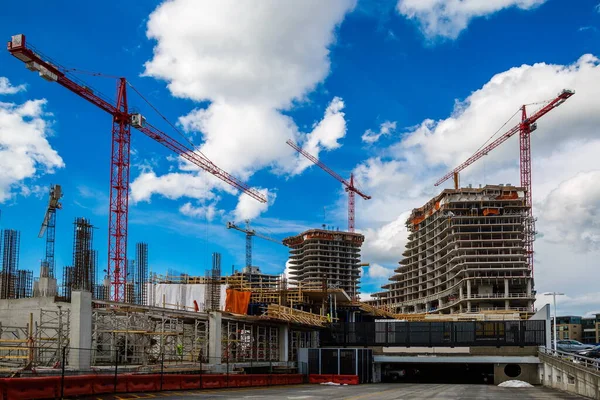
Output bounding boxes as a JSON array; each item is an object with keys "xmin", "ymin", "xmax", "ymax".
[
  {"xmin": 209, "ymin": 312, "xmax": 222, "ymax": 364},
  {"xmin": 466, "ymin": 280, "xmax": 471, "ymax": 298},
  {"xmin": 69, "ymin": 290, "xmax": 92, "ymax": 369},
  {"xmin": 438, "ymin": 298, "xmax": 444, "ymax": 308},
  {"xmin": 527, "ymin": 279, "xmax": 532, "ymax": 297},
  {"xmin": 279, "ymin": 325, "xmax": 289, "ymax": 362},
  {"xmin": 504, "ymin": 279, "xmax": 509, "ymax": 297},
  {"xmin": 467, "ymin": 301, "xmax": 472, "ymax": 312},
  {"xmin": 459, "ymin": 285, "xmax": 464, "ymax": 299},
  {"xmin": 425, "ymin": 302, "xmax": 431, "ymax": 311},
  {"xmin": 505, "ymin": 300, "xmax": 510, "ymax": 310}
]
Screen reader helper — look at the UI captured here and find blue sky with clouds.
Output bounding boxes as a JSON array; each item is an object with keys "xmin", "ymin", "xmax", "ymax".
[{"xmin": 0, "ymin": 0, "xmax": 599, "ymax": 315}]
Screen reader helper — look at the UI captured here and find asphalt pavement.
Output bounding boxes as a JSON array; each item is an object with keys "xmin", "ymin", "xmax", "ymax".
[{"xmin": 84, "ymin": 383, "xmax": 586, "ymax": 400}]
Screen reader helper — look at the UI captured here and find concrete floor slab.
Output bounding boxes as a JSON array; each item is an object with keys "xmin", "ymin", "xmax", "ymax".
[{"xmin": 84, "ymin": 383, "xmax": 586, "ymax": 400}]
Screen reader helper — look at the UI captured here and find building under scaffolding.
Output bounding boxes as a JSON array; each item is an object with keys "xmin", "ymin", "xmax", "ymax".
[
  {"xmin": 62, "ymin": 218, "xmax": 97, "ymax": 301},
  {"xmin": 205, "ymin": 253, "xmax": 222, "ymax": 311},
  {"xmin": 134, "ymin": 242, "xmax": 148, "ymax": 305}
]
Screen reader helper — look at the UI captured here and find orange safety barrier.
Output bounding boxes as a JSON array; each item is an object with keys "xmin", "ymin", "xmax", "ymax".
[
  {"xmin": 201, "ymin": 374, "xmax": 225, "ymax": 389},
  {"xmin": 287, "ymin": 374, "xmax": 303, "ymax": 384},
  {"xmin": 180, "ymin": 375, "xmax": 201, "ymax": 390},
  {"xmin": 251, "ymin": 374, "xmax": 269, "ymax": 386},
  {"xmin": 271, "ymin": 374, "xmax": 288, "ymax": 385},
  {"xmin": 332, "ymin": 375, "xmax": 359, "ymax": 385},
  {"xmin": 92, "ymin": 374, "xmax": 127, "ymax": 394},
  {"xmin": 308, "ymin": 374, "xmax": 334, "ymax": 384},
  {"xmin": 3, "ymin": 376, "xmax": 60, "ymax": 400},
  {"xmin": 126, "ymin": 374, "xmax": 159, "ymax": 393},
  {"xmin": 62, "ymin": 375, "xmax": 94, "ymax": 397},
  {"xmin": 160, "ymin": 374, "xmax": 182, "ymax": 391}
]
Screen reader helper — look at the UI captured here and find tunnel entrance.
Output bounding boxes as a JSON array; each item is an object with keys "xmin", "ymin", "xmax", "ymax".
[{"xmin": 381, "ymin": 363, "xmax": 494, "ymax": 384}]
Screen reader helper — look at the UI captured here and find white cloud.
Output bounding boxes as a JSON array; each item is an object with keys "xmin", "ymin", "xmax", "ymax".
[
  {"xmin": 132, "ymin": 0, "xmax": 356, "ymax": 219},
  {"xmin": 179, "ymin": 202, "xmax": 223, "ymax": 221},
  {"xmin": 0, "ymin": 77, "xmax": 26, "ymax": 95},
  {"xmin": 233, "ymin": 188, "xmax": 275, "ymax": 221},
  {"xmin": 397, "ymin": 0, "xmax": 547, "ymax": 39},
  {"xmin": 362, "ymin": 121, "xmax": 396, "ymax": 144},
  {"xmin": 0, "ymin": 90, "xmax": 64, "ymax": 202},
  {"xmin": 359, "ymin": 292, "xmax": 375, "ymax": 301},
  {"xmin": 367, "ymin": 263, "xmax": 395, "ymax": 280},
  {"xmin": 292, "ymin": 97, "xmax": 347, "ymax": 175},
  {"xmin": 537, "ymin": 171, "xmax": 600, "ymax": 252},
  {"xmin": 353, "ymin": 54, "xmax": 600, "ymax": 313},
  {"xmin": 535, "ymin": 292, "xmax": 600, "ymax": 317}
]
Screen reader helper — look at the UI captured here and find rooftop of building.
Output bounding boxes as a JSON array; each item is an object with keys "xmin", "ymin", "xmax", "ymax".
[{"xmin": 283, "ymin": 228, "xmax": 364, "ymax": 246}]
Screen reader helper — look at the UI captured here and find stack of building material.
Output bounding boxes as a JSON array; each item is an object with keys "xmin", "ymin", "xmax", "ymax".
[{"xmin": 262, "ymin": 304, "xmax": 328, "ymax": 327}]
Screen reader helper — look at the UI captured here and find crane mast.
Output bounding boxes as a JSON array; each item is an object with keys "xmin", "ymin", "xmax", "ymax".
[
  {"xmin": 286, "ymin": 139, "xmax": 371, "ymax": 232},
  {"xmin": 38, "ymin": 184, "xmax": 62, "ymax": 278},
  {"xmin": 434, "ymin": 89, "xmax": 575, "ymax": 274},
  {"xmin": 8, "ymin": 34, "xmax": 266, "ymax": 301},
  {"xmin": 226, "ymin": 220, "xmax": 283, "ymax": 268}
]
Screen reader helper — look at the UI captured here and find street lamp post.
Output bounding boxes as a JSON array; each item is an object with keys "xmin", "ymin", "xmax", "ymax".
[{"xmin": 544, "ymin": 292, "xmax": 565, "ymax": 352}]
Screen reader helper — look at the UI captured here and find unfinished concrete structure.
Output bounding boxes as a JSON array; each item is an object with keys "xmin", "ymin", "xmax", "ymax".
[
  {"xmin": 283, "ymin": 229, "xmax": 364, "ymax": 299},
  {"xmin": 371, "ymin": 185, "xmax": 535, "ymax": 314}
]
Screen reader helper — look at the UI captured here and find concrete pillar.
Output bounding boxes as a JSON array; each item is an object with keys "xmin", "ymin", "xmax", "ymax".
[
  {"xmin": 467, "ymin": 301, "xmax": 472, "ymax": 312},
  {"xmin": 209, "ymin": 312, "xmax": 222, "ymax": 364},
  {"xmin": 505, "ymin": 300, "xmax": 510, "ymax": 310},
  {"xmin": 466, "ymin": 280, "xmax": 471, "ymax": 298},
  {"xmin": 426, "ymin": 302, "xmax": 431, "ymax": 311},
  {"xmin": 527, "ymin": 280, "xmax": 532, "ymax": 297},
  {"xmin": 459, "ymin": 285, "xmax": 464, "ymax": 299},
  {"xmin": 69, "ymin": 290, "xmax": 92, "ymax": 369},
  {"xmin": 279, "ymin": 325, "xmax": 289, "ymax": 362},
  {"xmin": 438, "ymin": 298, "xmax": 444, "ymax": 308},
  {"xmin": 504, "ymin": 279, "xmax": 509, "ymax": 297}
]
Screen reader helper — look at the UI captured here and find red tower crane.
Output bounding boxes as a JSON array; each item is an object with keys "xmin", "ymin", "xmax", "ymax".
[
  {"xmin": 8, "ymin": 34, "xmax": 267, "ymax": 302},
  {"xmin": 434, "ymin": 89, "xmax": 575, "ymax": 273},
  {"xmin": 286, "ymin": 139, "xmax": 370, "ymax": 232}
]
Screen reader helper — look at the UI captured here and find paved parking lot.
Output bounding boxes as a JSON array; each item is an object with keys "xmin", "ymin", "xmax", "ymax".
[{"xmin": 87, "ymin": 383, "xmax": 585, "ymax": 399}]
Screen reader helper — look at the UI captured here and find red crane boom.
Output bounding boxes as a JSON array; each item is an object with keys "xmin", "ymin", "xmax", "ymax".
[
  {"xmin": 286, "ymin": 139, "xmax": 370, "ymax": 232},
  {"xmin": 8, "ymin": 34, "xmax": 266, "ymax": 302},
  {"xmin": 434, "ymin": 89, "xmax": 574, "ymax": 275}
]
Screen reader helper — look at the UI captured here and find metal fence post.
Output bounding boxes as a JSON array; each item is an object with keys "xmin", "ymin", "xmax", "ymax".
[
  {"xmin": 160, "ymin": 352, "xmax": 165, "ymax": 391},
  {"xmin": 199, "ymin": 358, "xmax": 203, "ymax": 390},
  {"xmin": 226, "ymin": 355, "xmax": 230, "ymax": 388},
  {"xmin": 114, "ymin": 349, "xmax": 119, "ymax": 393},
  {"xmin": 60, "ymin": 346, "xmax": 66, "ymax": 399}
]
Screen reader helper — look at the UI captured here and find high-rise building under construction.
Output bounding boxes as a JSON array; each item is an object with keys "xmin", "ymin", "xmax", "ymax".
[
  {"xmin": 370, "ymin": 185, "xmax": 535, "ymax": 314},
  {"xmin": 283, "ymin": 229, "xmax": 364, "ymax": 299}
]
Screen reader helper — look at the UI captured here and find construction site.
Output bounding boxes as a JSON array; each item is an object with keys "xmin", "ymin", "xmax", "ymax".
[{"xmin": 0, "ymin": 32, "xmax": 590, "ymax": 399}]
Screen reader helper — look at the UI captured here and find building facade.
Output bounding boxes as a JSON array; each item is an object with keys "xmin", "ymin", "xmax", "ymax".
[
  {"xmin": 283, "ymin": 229, "xmax": 364, "ymax": 299},
  {"xmin": 370, "ymin": 185, "xmax": 535, "ymax": 314}
]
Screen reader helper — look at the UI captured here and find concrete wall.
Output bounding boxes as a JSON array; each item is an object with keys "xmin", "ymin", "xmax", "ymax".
[
  {"xmin": 494, "ymin": 363, "xmax": 539, "ymax": 385},
  {"xmin": 0, "ymin": 296, "xmax": 69, "ymax": 330},
  {"xmin": 540, "ymin": 352, "xmax": 600, "ymax": 399}
]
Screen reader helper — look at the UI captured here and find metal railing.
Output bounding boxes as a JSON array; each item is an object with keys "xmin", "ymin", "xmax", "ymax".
[
  {"xmin": 321, "ymin": 320, "xmax": 546, "ymax": 347},
  {"xmin": 539, "ymin": 346, "xmax": 600, "ymax": 373}
]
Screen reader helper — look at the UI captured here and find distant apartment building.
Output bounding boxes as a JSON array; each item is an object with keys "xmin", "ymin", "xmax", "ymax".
[
  {"xmin": 369, "ymin": 185, "xmax": 535, "ymax": 314},
  {"xmin": 552, "ymin": 314, "xmax": 600, "ymax": 344},
  {"xmin": 283, "ymin": 229, "xmax": 364, "ymax": 299},
  {"xmin": 555, "ymin": 316, "xmax": 583, "ymax": 341}
]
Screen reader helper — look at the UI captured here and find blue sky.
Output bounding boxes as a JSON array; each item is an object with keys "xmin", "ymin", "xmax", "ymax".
[{"xmin": 0, "ymin": 0, "xmax": 599, "ymax": 315}]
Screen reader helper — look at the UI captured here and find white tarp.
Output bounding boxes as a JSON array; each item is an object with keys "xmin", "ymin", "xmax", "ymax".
[
  {"xmin": 146, "ymin": 283, "xmax": 227, "ymax": 312},
  {"xmin": 498, "ymin": 380, "xmax": 534, "ymax": 388}
]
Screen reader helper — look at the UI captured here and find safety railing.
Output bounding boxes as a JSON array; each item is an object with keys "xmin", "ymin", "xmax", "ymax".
[{"xmin": 539, "ymin": 346, "xmax": 600, "ymax": 373}]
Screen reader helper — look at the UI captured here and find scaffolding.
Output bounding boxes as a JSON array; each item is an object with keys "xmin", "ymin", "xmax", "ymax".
[
  {"xmin": 0, "ymin": 229, "xmax": 20, "ymax": 299},
  {"xmin": 35, "ymin": 307, "xmax": 70, "ymax": 367},
  {"xmin": 91, "ymin": 302, "xmax": 208, "ymax": 367},
  {"xmin": 221, "ymin": 320, "xmax": 279, "ymax": 363}
]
